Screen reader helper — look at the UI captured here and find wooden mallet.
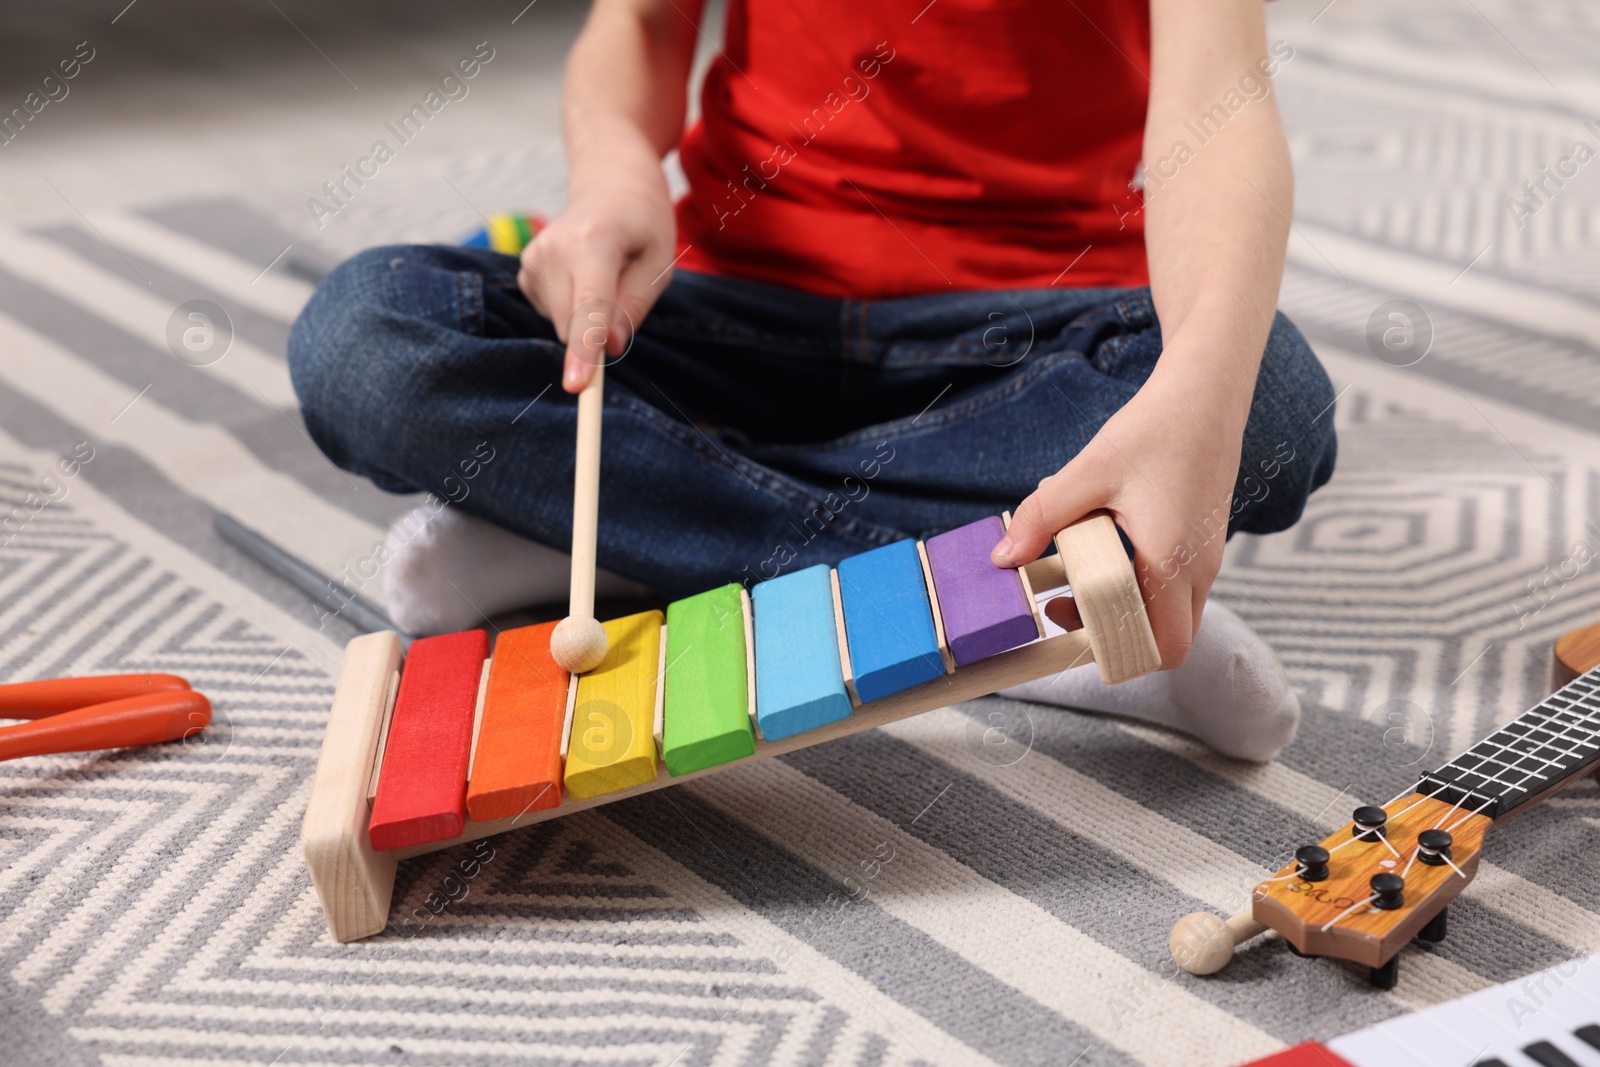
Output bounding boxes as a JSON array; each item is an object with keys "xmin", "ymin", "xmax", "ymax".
[{"xmin": 549, "ymin": 309, "xmax": 610, "ymax": 674}]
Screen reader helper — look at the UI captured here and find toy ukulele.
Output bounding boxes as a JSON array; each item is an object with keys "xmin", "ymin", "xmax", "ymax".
[
  {"xmin": 0, "ymin": 674, "xmax": 211, "ymax": 760},
  {"xmin": 1171, "ymin": 660, "xmax": 1600, "ymax": 989}
]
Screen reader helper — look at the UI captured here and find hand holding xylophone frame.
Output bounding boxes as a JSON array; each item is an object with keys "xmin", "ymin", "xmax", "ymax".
[{"xmin": 301, "ymin": 510, "xmax": 1160, "ymax": 944}]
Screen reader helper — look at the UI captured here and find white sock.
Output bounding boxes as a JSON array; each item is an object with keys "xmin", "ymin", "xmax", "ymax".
[
  {"xmin": 1000, "ymin": 599, "xmax": 1299, "ymax": 761},
  {"xmin": 380, "ymin": 506, "xmax": 650, "ymax": 635}
]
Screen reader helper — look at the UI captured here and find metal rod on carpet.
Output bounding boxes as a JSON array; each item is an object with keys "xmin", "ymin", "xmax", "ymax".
[{"xmin": 213, "ymin": 513, "xmax": 401, "ymax": 637}]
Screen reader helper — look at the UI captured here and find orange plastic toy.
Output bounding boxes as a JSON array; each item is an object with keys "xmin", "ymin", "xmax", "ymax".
[{"xmin": 0, "ymin": 674, "xmax": 211, "ymax": 760}]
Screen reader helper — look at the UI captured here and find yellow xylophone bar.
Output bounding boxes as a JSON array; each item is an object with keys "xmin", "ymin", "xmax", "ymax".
[{"xmin": 301, "ymin": 513, "xmax": 1157, "ymax": 943}]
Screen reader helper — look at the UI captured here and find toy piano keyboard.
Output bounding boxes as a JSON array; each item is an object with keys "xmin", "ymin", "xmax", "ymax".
[
  {"xmin": 301, "ymin": 512, "xmax": 1159, "ymax": 942},
  {"xmin": 1242, "ymin": 952, "xmax": 1600, "ymax": 1067}
]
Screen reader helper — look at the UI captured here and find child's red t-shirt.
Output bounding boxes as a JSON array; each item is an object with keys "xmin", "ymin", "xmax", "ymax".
[{"xmin": 674, "ymin": 0, "xmax": 1152, "ymax": 299}]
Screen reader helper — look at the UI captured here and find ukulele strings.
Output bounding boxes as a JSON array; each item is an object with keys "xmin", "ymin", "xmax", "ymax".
[
  {"xmin": 1324, "ymin": 833, "xmax": 1363, "ymax": 857},
  {"xmin": 1397, "ymin": 840, "xmax": 1468, "ymax": 880},
  {"xmin": 1320, "ymin": 892, "xmax": 1380, "ymax": 933},
  {"xmin": 1313, "ymin": 690, "xmax": 1600, "ymax": 939},
  {"xmin": 1268, "ymin": 779, "xmax": 1482, "ymax": 937},
  {"xmin": 1256, "ymin": 797, "xmax": 1389, "ymax": 886},
  {"xmin": 1432, "ymin": 789, "xmax": 1470, "ymax": 829},
  {"xmin": 1323, "ymin": 817, "xmax": 1405, "ymax": 860},
  {"xmin": 1319, "ymin": 782, "xmax": 1474, "ymax": 938},
  {"xmin": 1447, "ymin": 793, "xmax": 1497, "ymax": 834},
  {"xmin": 1379, "ymin": 784, "xmax": 1421, "ymax": 810},
  {"xmin": 1379, "ymin": 780, "xmax": 1449, "ymax": 826}
]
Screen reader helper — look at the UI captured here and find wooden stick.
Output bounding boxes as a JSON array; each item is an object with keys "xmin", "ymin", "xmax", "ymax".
[
  {"xmin": 569, "ymin": 361, "xmax": 603, "ymax": 621},
  {"xmin": 550, "ymin": 362, "xmax": 609, "ymax": 673}
]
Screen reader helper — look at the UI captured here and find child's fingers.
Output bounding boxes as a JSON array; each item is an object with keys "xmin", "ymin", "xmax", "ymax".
[
  {"xmin": 563, "ymin": 248, "xmax": 627, "ymax": 393},
  {"xmin": 613, "ymin": 253, "xmax": 670, "ymax": 353},
  {"xmin": 992, "ymin": 468, "xmax": 1107, "ymax": 567},
  {"xmin": 517, "ymin": 239, "xmax": 565, "ymax": 326},
  {"xmin": 1127, "ymin": 518, "xmax": 1217, "ymax": 669},
  {"xmin": 1137, "ymin": 564, "xmax": 1197, "ymax": 670},
  {"xmin": 563, "ymin": 304, "xmax": 608, "ymax": 392},
  {"xmin": 1188, "ymin": 561, "xmax": 1214, "ymax": 649}
]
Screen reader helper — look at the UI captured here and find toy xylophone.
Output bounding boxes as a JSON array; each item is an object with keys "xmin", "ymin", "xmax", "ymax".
[{"xmin": 301, "ymin": 511, "xmax": 1160, "ymax": 942}]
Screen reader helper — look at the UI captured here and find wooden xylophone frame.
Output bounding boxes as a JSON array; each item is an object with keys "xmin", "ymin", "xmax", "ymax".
[{"xmin": 301, "ymin": 513, "xmax": 1159, "ymax": 943}]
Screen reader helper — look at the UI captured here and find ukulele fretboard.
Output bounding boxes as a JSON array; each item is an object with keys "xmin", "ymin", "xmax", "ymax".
[{"xmin": 1416, "ymin": 667, "xmax": 1600, "ymax": 821}]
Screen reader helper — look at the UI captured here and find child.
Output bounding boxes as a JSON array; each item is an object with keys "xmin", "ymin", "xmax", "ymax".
[{"xmin": 289, "ymin": 0, "xmax": 1336, "ymax": 761}]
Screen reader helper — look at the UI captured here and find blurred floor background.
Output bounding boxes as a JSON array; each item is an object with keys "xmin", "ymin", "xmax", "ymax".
[{"xmin": 0, "ymin": 0, "xmax": 584, "ymax": 219}]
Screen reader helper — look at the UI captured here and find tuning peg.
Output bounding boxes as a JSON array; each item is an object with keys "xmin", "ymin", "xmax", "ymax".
[
  {"xmin": 1371, "ymin": 872, "xmax": 1405, "ymax": 910},
  {"xmin": 1296, "ymin": 844, "xmax": 1330, "ymax": 881},
  {"xmin": 1352, "ymin": 805, "xmax": 1388, "ymax": 841},
  {"xmin": 1417, "ymin": 829, "xmax": 1453, "ymax": 866},
  {"xmin": 1170, "ymin": 907, "xmax": 1269, "ymax": 975}
]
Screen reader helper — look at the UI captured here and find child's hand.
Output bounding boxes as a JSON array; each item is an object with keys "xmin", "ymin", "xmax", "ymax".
[
  {"xmin": 517, "ymin": 164, "xmax": 677, "ymax": 393},
  {"xmin": 992, "ymin": 357, "xmax": 1252, "ymax": 669}
]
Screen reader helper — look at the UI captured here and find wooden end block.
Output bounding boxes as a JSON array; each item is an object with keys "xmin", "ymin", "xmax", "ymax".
[
  {"xmin": 465, "ymin": 620, "xmax": 569, "ymax": 823},
  {"xmin": 752, "ymin": 564, "xmax": 851, "ymax": 741},
  {"xmin": 836, "ymin": 539, "xmax": 946, "ymax": 704},
  {"xmin": 367, "ymin": 629, "xmax": 488, "ymax": 851},
  {"xmin": 923, "ymin": 516, "xmax": 1037, "ymax": 666},
  {"xmin": 301, "ymin": 631, "xmax": 403, "ymax": 943},
  {"xmin": 662, "ymin": 584, "xmax": 756, "ymax": 776},
  {"xmin": 1055, "ymin": 512, "xmax": 1161, "ymax": 684},
  {"xmin": 564, "ymin": 610, "xmax": 663, "ymax": 801}
]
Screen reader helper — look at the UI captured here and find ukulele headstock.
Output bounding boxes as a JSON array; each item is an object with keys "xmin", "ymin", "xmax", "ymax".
[{"xmin": 1252, "ymin": 793, "xmax": 1492, "ymax": 969}]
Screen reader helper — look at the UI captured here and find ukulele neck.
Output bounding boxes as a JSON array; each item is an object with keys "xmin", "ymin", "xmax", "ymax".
[{"xmin": 1417, "ymin": 665, "xmax": 1600, "ymax": 822}]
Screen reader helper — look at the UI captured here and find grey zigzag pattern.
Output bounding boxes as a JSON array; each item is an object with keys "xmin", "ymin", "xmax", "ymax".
[
  {"xmin": 5, "ymin": 0, "xmax": 1600, "ymax": 1057},
  {"xmin": 1316, "ymin": 0, "xmax": 1600, "ymax": 90},
  {"xmin": 1278, "ymin": 265, "xmax": 1600, "ymax": 431},
  {"xmin": 0, "ymin": 465, "xmax": 920, "ymax": 1067},
  {"xmin": 1284, "ymin": 47, "xmax": 1600, "ymax": 302},
  {"xmin": 1217, "ymin": 390, "xmax": 1600, "ymax": 755}
]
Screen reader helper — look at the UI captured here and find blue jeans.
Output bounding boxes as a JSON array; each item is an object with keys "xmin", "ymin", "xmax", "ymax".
[{"xmin": 288, "ymin": 246, "xmax": 1337, "ymax": 598}]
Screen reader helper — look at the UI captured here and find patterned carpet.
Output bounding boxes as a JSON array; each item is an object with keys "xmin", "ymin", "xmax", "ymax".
[{"xmin": 3, "ymin": 1, "xmax": 1600, "ymax": 1064}]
